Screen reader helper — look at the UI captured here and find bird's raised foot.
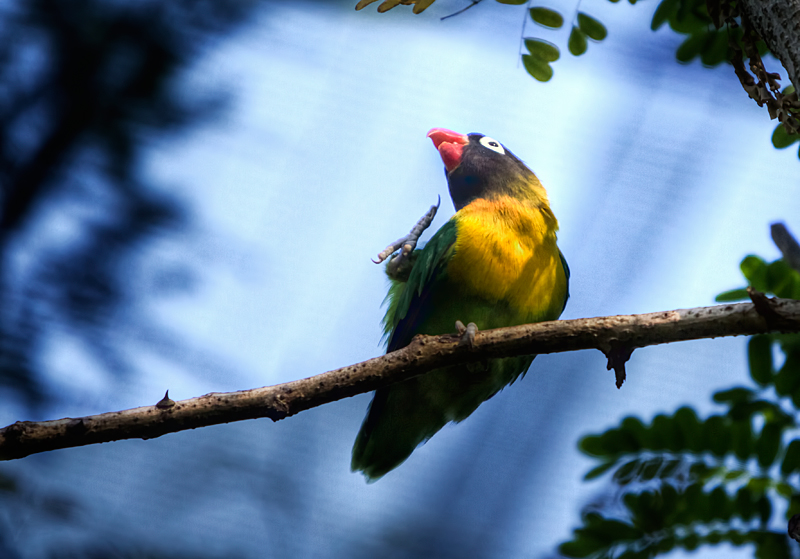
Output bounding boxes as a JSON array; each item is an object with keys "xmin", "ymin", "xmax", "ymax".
[
  {"xmin": 455, "ymin": 320, "xmax": 478, "ymax": 348},
  {"xmin": 373, "ymin": 197, "xmax": 441, "ymax": 271}
]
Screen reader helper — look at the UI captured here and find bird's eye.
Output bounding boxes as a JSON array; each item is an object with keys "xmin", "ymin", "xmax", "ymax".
[{"xmin": 479, "ymin": 136, "xmax": 505, "ymax": 155}]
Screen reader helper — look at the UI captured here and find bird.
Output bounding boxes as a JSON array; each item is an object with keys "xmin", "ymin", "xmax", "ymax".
[{"xmin": 351, "ymin": 128, "xmax": 570, "ymax": 481}]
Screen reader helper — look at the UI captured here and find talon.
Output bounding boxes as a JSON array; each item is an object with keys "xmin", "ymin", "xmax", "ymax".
[
  {"xmin": 372, "ymin": 197, "xmax": 440, "ymax": 265},
  {"xmin": 455, "ymin": 320, "xmax": 478, "ymax": 348}
]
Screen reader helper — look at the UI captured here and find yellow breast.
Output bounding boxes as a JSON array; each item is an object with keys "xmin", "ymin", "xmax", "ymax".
[{"xmin": 446, "ymin": 196, "xmax": 567, "ymax": 322}]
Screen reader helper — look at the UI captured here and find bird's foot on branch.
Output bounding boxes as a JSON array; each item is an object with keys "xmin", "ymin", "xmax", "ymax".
[
  {"xmin": 374, "ymin": 197, "xmax": 440, "ymax": 277},
  {"xmin": 455, "ymin": 320, "xmax": 478, "ymax": 349}
]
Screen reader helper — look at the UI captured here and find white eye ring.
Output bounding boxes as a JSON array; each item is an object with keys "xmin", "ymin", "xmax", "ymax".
[{"xmin": 479, "ymin": 136, "xmax": 505, "ymax": 155}]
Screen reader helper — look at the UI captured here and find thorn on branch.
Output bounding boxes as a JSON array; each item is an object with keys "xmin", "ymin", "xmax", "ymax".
[
  {"xmin": 604, "ymin": 343, "xmax": 634, "ymax": 389},
  {"xmin": 156, "ymin": 390, "xmax": 175, "ymax": 410}
]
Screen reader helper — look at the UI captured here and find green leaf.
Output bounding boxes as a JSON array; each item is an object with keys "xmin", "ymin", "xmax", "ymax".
[
  {"xmin": 755, "ymin": 532, "xmax": 791, "ymax": 559},
  {"xmin": 640, "ymin": 458, "xmax": 663, "ymax": 480},
  {"xmin": 789, "ymin": 494, "xmax": 800, "ymax": 517},
  {"xmin": 712, "ymin": 387, "xmax": 755, "ymax": 404},
  {"xmin": 598, "ymin": 429, "xmax": 626, "ymax": 454},
  {"xmin": 579, "ymin": 435, "xmax": 604, "ymax": 456},
  {"xmin": 775, "ymin": 481, "xmax": 793, "ymax": 497},
  {"xmin": 651, "ymin": 0, "xmax": 678, "ymax": 30},
  {"xmin": 522, "ymin": 54, "xmax": 554, "ymax": 82},
  {"xmin": 728, "ymin": 530, "xmax": 747, "ymax": 545},
  {"xmin": 524, "ymin": 38, "xmax": 560, "ymax": 62},
  {"xmin": 558, "ymin": 539, "xmax": 599, "ymax": 558},
  {"xmin": 775, "ymin": 352, "xmax": 800, "ymax": 396},
  {"xmin": 703, "ymin": 415, "xmax": 731, "ymax": 456},
  {"xmin": 568, "ymin": 26, "xmax": 588, "ymax": 56},
  {"xmin": 529, "ymin": 7, "xmax": 563, "ymax": 29},
  {"xmin": 676, "ymin": 33, "xmax": 705, "ymax": 63},
  {"xmin": 736, "ymin": 487, "xmax": 755, "ymax": 520},
  {"xmin": 699, "ymin": 30, "xmax": 729, "ymax": 67},
  {"xmin": 619, "ymin": 416, "xmax": 650, "ymax": 449},
  {"xmin": 746, "ymin": 476, "xmax": 771, "ymax": 494},
  {"xmin": 613, "ymin": 459, "xmax": 640, "ymax": 484},
  {"xmin": 591, "ymin": 519, "xmax": 642, "ymax": 542},
  {"xmin": 741, "ymin": 255, "xmax": 768, "ymax": 291},
  {"xmin": 748, "ymin": 335, "xmax": 774, "ymax": 386},
  {"xmin": 651, "ymin": 413, "xmax": 681, "ymax": 451},
  {"xmin": 780, "ymin": 439, "xmax": 800, "ymax": 475},
  {"xmin": 731, "ymin": 420, "xmax": 753, "ymax": 460},
  {"xmin": 729, "ymin": 400, "xmax": 787, "ymax": 423},
  {"xmin": 670, "ymin": 3, "xmax": 707, "ymax": 34},
  {"xmin": 659, "ymin": 458, "xmax": 682, "ymax": 478},
  {"xmin": 690, "ymin": 461, "xmax": 716, "ymax": 481},
  {"xmin": 772, "ymin": 123, "xmax": 800, "ymax": 149},
  {"xmin": 715, "ymin": 288, "xmax": 749, "ymax": 302},
  {"xmin": 724, "ymin": 469, "xmax": 746, "ymax": 480},
  {"xmin": 577, "ymin": 12, "xmax": 607, "ymax": 41},
  {"xmin": 756, "ymin": 423, "xmax": 781, "ymax": 467},
  {"xmin": 766, "ymin": 259, "xmax": 800, "ymax": 298},
  {"xmin": 584, "ymin": 461, "xmax": 616, "ymax": 480},
  {"xmin": 710, "ymin": 485, "xmax": 733, "ymax": 521},
  {"xmin": 674, "ymin": 407, "xmax": 702, "ymax": 452},
  {"xmin": 756, "ymin": 494, "xmax": 772, "ymax": 525},
  {"xmin": 684, "ymin": 483, "xmax": 709, "ymax": 523}
]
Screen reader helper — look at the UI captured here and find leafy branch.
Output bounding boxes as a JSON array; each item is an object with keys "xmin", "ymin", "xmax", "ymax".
[{"xmin": 557, "ymin": 239, "xmax": 800, "ymax": 559}]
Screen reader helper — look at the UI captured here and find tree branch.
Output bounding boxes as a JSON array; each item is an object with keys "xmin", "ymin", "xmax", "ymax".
[
  {"xmin": 771, "ymin": 221, "xmax": 800, "ymax": 274},
  {"xmin": 3, "ymin": 298, "xmax": 800, "ymax": 461}
]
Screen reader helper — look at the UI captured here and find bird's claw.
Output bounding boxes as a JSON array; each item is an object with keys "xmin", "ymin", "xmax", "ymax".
[
  {"xmin": 455, "ymin": 320, "xmax": 478, "ymax": 348},
  {"xmin": 373, "ymin": 197, "xmax": 440, "ymax": 266}
]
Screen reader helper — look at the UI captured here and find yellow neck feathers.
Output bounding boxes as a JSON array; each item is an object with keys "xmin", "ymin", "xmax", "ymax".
[{"xmin": 447, "ymin": 195, "xmax": 567, "ymax": 323}]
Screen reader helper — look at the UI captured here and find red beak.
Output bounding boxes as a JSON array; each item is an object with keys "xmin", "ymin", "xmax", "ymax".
[{"xmin": 427, "ymin": 128, "xmax": 469, "ymax": 172}]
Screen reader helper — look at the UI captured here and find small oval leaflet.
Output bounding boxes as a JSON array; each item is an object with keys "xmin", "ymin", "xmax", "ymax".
[
  {"xmin": 773, "ymin": 123, "xmax": 800, "ymax": 149},
  {"xmin": 568, "ymin": 26, "xmax": 587, "ymax": 56},
  {"xmin": 522, "ymin": 54, "xmax": 554, "ymax": 82},
  {"xmin": 577, "ymin": 12, "xmax": 607, "ymax": 41},
  {"xmin": 524, "ymin": 38, "xmax": 559, "ymax": 62},
  {"xmin": 529, "ymin": 7, "xmax": 563, "ymax": 29}
]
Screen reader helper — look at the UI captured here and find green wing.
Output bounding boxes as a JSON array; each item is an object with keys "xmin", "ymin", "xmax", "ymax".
[
  {"xmin": 559, "ymin": 248, "xmax": 570, "ymax": 312},
  {"xmin": 382, "ymin": 219, "xmax": 457, "ymax": 352}
]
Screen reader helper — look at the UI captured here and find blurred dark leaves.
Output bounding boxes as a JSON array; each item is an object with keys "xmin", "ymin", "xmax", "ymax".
[
  {"xmin": 0, "ymin": 0, "xmax": 263, "ymax": 408},
  {"xmin": 0, "ymin": 0, "xmax": 299, "ymax": 556},
  {"xmin": 556, "ymin": 253, "xmax": 800, "ymax": 558}
]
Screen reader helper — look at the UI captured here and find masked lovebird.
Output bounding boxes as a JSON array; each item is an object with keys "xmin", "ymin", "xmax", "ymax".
[{"xmin": 351, "ymin": 128, "xmax": 570, "ymax": 481}]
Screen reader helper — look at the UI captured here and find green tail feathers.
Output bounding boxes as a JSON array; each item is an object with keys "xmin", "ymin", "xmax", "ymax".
[
  {"xmin": 351, "ymin": 356, "xmax": 534, "ymax": 481},
  {"xmin": 351, "ymin": 382, "xmax": 444, "ymax": 482}
]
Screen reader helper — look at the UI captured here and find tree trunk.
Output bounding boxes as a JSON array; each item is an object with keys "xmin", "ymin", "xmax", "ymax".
[{"xmin": 740, "ymin": 0, "xmax": 800, "ymax": 92}]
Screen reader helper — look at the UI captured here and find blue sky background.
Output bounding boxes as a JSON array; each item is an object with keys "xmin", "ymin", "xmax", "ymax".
[{"xmin": 5, "ymin": 1, "xmax": 800, "ymax": 557}]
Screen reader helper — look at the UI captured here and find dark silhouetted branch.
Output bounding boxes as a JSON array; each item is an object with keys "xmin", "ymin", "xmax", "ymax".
[
  {"xmin": 2, "ymin": 297, "xmax": 800, "ymax": 461},
  {"xmin": 772, "ymin": 222, "xmax": 800, "ymax": 274}
]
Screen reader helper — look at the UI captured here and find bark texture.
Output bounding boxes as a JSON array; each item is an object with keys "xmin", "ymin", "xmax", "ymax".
[
  {"xmin": 741, "ymin": 0, "xmax": 800, "ymax": 91},
  {"xmin": 1, "ymin": 297, "xmax": 800, "ymax": 461}
]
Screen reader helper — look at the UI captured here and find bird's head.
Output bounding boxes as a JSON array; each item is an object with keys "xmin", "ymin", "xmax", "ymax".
[{"xmin": 427, "ymin": 128, "xmax": 549, "ymax": 212}]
